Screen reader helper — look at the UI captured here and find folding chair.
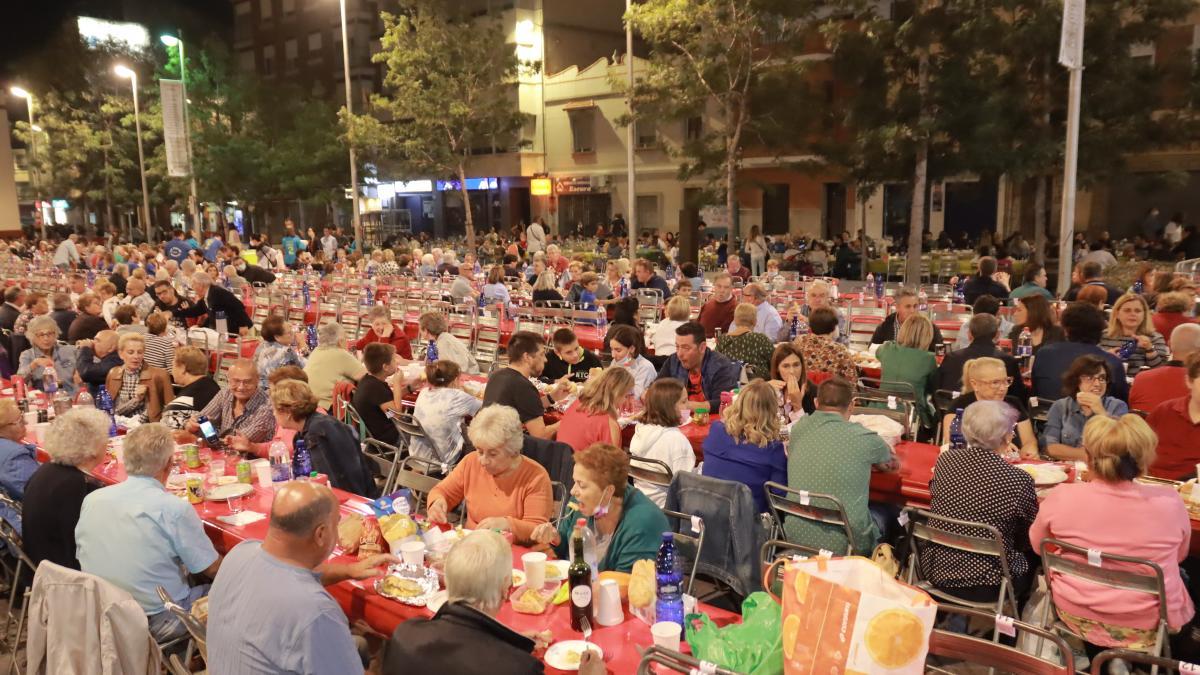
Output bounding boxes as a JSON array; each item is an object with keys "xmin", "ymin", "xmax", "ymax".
[
  {"xmin": 343, "ymin": 402, "xmax": 369, "ymax": 442},
  {"xmin": 363, "ymin": 439, "xmax": 402, "ymax": 496},
  {"xmin": 661, "ymin": 510, "xmax": 704, "ymax": 596},
  {"xmin": 628, "ymin": 455, "xmax": 673, "ymax": 493},
  {"xmin": 637, "ymin": 646, "xmax": 745, "ymax": 675},
  {"xmin": 155, "ymin": 586, "xmax": 205, "ymax": 666},
  {"xmin": 550, "ymin": 480, "xmax": 568, "ymax": 526},
  {"xmin": 395, "ymin": 455, "xmax": 445, "ymax": 515},
  {"xmin": 760, "ymin": 538, "xmax": 823, "ymax": 592},
  {"xmin": 1090, "ymin": 649, "xmax": 1188, "ymax": 675},
  {"xmin": 763, "ymin": 481, "xmax": 854, "ymax": 556},
  {"xmin": 926, "ymin": 605, "xmax": 1074, "ymax": 675}
]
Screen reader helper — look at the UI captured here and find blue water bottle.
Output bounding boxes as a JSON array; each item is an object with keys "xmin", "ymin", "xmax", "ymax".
[
  {"xmin": 655, "ymin": 532, "xmax": 685, "ymax": 628},
  {"xmin": 305, "ymin": 324, "xmax": 318, "ymax": 351},
  {"xmin": 302, "ymin": 281, "xmax": 311, "ymax": 308},
  {"xmin": 1132, "ymin": 279, "xmax": 1145, "ymax": 295},
  {"xmin": 292, "ymin": 438, "xmax": 313, "ymax": 480},
  {"xmin": 426, "ymin": 339, "xmax": 439, "ymax": 364},
  {"xmin": 950, "ymin": 408, "xmax": 966, "ymax": 451},
  {"xmin": 96, "ymin": 385, "xmax": 118, "ymax": 437},
  {"xmin": 874, "ymin": 274, "xmax": 885, "ymax": 299}
]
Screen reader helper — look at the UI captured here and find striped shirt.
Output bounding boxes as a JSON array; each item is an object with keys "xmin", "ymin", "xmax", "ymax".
[
  {"xmin": 143, "ymin": 334, "xmax": 176, "ymax": 371},
  {"xmin": 198, "ymin": 389, "xmax": 276, "ymax": 443}
]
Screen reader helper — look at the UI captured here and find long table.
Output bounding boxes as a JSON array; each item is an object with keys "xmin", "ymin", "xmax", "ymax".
[{"xmin": 88, "ymin": 455, "xmax": 739, "ymax": 674}]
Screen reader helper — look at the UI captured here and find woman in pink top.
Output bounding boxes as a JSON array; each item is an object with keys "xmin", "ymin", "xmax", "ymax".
[
  {"xmin": 1030, "ymin": 413, "xmax": 1195, "ymax": 650},
  {"xmin": 556, "ymin": 368, "xmax": 634, "ymax": 453}
]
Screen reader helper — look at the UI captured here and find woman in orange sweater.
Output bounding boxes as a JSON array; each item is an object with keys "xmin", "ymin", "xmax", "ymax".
[{"xmin": 426, "ymin": 404, "xmax": 554, "ymax": 544}]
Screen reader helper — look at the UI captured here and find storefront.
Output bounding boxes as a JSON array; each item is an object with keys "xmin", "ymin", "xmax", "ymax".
[{"xmin": 554, "ymin": 175, "xmax": 611, "ymax": 237}]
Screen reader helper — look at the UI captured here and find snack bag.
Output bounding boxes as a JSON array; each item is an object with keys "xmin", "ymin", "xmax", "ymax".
[
  {"xmin": 337, "ymin": 513, "xmax": 363, "ymax": 555},
  {"xmin": 765, "ymin": 556, "xmax": 936, "ymax": 675},
  {"xmin": 357, "ymin": 516, "xmax": 385, "ymax": 559}
]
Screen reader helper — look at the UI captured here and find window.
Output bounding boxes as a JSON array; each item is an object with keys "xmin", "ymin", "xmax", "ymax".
[
  {"xmin": 685, "ymin": 116, "xmax": 703, "ymax": 141},
  {"xmin": 1129, "ymin": 42, "xmax": 1155, "ymax": 66},
  {"xmin": 262, "ymin": 45, "xmax": 275, "ymax": 76},
  {"xmin": 259, "ymin": 0, "xmax": 272, "ymax": 20},
  {"xmin": 567, "ymin": 108, "xmax": 595, "ymax": 153},
  {"xmin": 282, "ymin": 0, "xmax": 295, "ymax": 14},
  {"xmin": 636, "ymin": 195, "xmax": 661, "ymax": 229},
  {"xmin": 308, "ymin": 31, "xmax": 322, "ymax": 51},
  {"xmin": 285, "ymin": 39, "xmax": 298, "ymax": 69},
  {"xmin": 634, "ymin": 120, "xmax": 657, "ymax": 149},
  {"xmin": 237, "ymin": 50, "xmax": 255, "ymax": 72}
]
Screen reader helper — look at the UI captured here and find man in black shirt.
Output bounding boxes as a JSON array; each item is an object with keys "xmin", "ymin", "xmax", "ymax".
[
  {"xmin": 352, "ymin": 343, "xmax": 402, "ymax": 447},
  {"xmin": 1062, "ymin": 260, "xmax": 1124, "ymax": 306},
  {"xmin": 174, "ymin": 272, "xmax": 255, "ymax": 336},
  {"xmin": 481, "ymin": 331, "xmax": 571, "ymax": 439},
  {"xmin": 870, "ymin": 289, "xmax": 944, "ymax": 352},
  {"xmin": 630, "ymin": 258, "xmax": 671, "ymax": 295},
  {"xmin": 961, "ymin": 256, "xmax": 1011, "ymax": 305},
  {"xmin": 540, "ymin": 328, "xmax": 601, "ymax": 384}
]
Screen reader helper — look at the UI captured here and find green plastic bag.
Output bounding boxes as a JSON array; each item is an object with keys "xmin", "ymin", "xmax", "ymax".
[{"xmin": 685, "ymin": 592, "xmax": 783, "ymax": 675}]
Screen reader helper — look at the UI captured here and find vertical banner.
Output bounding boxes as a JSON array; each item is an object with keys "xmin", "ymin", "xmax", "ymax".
[
  {"xmin": 1058, "ymin": 0, "xmax": 1085, "ymax": 69},
  {"xmin": 160, "ymin": 79, "xmax": 190, "ymax": 177}
]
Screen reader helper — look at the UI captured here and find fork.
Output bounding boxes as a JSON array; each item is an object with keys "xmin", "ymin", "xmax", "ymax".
[{"xmin": 580, "ymin": 616, "xmax": 593, "ymax": 651}]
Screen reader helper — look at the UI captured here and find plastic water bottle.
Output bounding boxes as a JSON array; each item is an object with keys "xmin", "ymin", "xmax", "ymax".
[
  {"xmin": 1119, "ymin": 339, "xmax": 1137, "ymax": 360},
  {"xmin": 874, "ymin": 274, "xmax": 885, "ymax": 299},
  {"xmin": 953, "ymin": 279, "xmax": 966, "ymax": 304},
  {"xmin": 426, "ymin": 339, "xmax": 439, "ymax": 364},
  {"xmin": 1017, "ymin": 327, "xmax": 1033, "ymax": 365},
  {"xmin": 96, "ymin": 385, "xmax": 118, "ymax": 437},
  {"xmin": 830, "ymin": 279, "xmax": 839, "ymax": 300},
  {"xmin": 302, "ymin": 281, "xmax": 311, "ymax": 308},
  {"xmin": 305, "ymin": 324, "xmax": 318, "ymax": 351},
  {"xmin": 567, "ymin": 517, "xmax": 598, "ymax": 582},
  {"xmin": 292, "ymin": 437, "xmax": 312, "ymax": 480},
  {"xmin": 865, "ymin": 273, "xmax": 874, "ymax": 291},
  {"xmin": 1132, "ymin": 279, "xmax": 1145, "ymax": 295},
  {"xmin": 950, "ymin": 408, "xmax": 967, "ymax": 451},
  {"xmin": 74, "ymin": 389, "xmax": 94, "ymax": 408},
  {"xmin": 655, "ymin": 531, "xmax": 685, "ymax": 628},
  {"xmin": 918, "ymin": 289, "xmax": 928, "ymax": 312},
  {"xmin": 215, "ymin": 310, "xmax": 228, "ymax": 336},
  {"xmin": 53, "ymin": 388, "xmax": 71, "ymax": 417},
  {"xmin": 269, "ymin": 441, "xmax": 293, "ymax": 482},
  {"xmin": 789, "ymin": 315, "xmax": 800, "ymax": 340}
]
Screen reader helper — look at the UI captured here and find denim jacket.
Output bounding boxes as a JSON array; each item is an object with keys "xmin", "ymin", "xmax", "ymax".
[
  {"xmin": 656, "ymin": 349, "xmax": 742, "ymax": 411},
  {"xmin": 17, "ymin": 345, "xmax": 78, "ymax": 395},
  {"xmin": 1043, "ymin": 395, "xmax": 1129, "ymax": 449},
  {"xmin": 665, "ymin": 472, "xmax": 769, "ymax": 597}
]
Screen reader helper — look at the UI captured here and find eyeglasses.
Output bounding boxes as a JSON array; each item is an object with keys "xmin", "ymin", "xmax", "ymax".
[
  {"xmin": 976, "ymin": 377, "xmax": 1013, "ymax": 388},
  {"xmin": 1080, "ymin": 374, "xmax": 1108, "ymax": 385},
  {"xmin": 33, "ymin": 331, "xmax": 56, "ymax": 339}
]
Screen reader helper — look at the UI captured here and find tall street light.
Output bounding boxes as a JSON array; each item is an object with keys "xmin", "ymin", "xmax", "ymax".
[
  {"xmin": 161, "ymin": 32, "xmax": 203, "ymax": 240},
  {"xmin": 115, "ymin": 64, "xmax": 152, "ymax": 243},
  {"xmin": 10, "ymin": 86, "xmax": 45, "ymax": 240},
  {"xmin": 337, "ymin": 0, "xmax": 363, "ymax": 251}
]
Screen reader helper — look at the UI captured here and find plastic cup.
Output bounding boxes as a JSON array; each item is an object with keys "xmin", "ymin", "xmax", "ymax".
[
  {"xmin": 253, "ymin": 459, "xmax": 272, "ymax": 488},
  {"xmin": 596, "ymin": 579, "xmax": 624, "ymax": 626},
  {"xmin": 227, "ymin": 493, "xmax": 244, "ymax": 514},
  {"xmin": 209, "ymin": 459, "xmax": 226, "ymax": 480},
  {"xmin": 651, "ymin": 621, "xmax": 682, "ymax": 650},
  {"xmin": 400, "ymin": 540, "xmax": 426, "ymax": 566},
  {"xmin": 522, "ymin": 551, "xmax": 547, "ymax": 589}
]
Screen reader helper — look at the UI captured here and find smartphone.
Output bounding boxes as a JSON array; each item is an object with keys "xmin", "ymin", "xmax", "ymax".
[{"xmin": 199, "ymin": 419, "xmax": 219, "ymax": 442}]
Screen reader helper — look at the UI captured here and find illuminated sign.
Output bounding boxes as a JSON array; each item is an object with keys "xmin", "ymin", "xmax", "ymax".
[
  {"xmin": 531, "ymin": 178, "xmax": 553, "ymax": 196},
  {"xmin": 437, "ymin": 177, "xmax": 498, "ymax": 191},
  {"xmin": 555, "ymin": 176, "xmax": 594, "ymax": 194},
  {"xmin": 394, "ymin": 180, "xmax": 433, "ymax": 193},
  {"xmin": 77, "ymin": 17, "xmax": 149, "ymax": 50}
]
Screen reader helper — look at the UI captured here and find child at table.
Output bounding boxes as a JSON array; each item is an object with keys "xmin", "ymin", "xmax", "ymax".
[
  {"xmin": 576, "ymin": 272, "xmax": 601, "ymax": 325},
  {"xmin": 629, "ymin": 379, "xmax": 696, "ymax": 507}
]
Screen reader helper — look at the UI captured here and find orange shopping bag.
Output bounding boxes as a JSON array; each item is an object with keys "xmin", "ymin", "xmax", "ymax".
[{"xmin": 764, "ymin": 556, "xmax": 937, "ymax": 675}]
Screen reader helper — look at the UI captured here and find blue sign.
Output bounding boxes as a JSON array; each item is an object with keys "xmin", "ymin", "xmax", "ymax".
[{"xmin": 436, "ymin": 177, "xmax": 498, "ymax": 191}]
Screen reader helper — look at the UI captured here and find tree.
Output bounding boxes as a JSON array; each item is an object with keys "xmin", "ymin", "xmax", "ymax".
[
  {"xmin": 345, "ymin": 0, "xmax": 531, "ymax": 251},
  {"xmin": 623, "ymin": 0, "xmax": 821, "ymax": 253}
]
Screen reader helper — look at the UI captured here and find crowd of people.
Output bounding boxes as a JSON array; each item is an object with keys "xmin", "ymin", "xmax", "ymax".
[{"xmin": 1, "ymin": 220, "xmax": 1199, "ymax": 672}]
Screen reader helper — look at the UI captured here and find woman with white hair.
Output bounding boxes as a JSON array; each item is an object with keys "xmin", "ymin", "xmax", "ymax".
[
  {"xmin": 21, "ymin": 407, "xmax": 109, "ymax": 570},
  {"xmin": 418, "ymin": 253, "xmax": 436, "ymax": 277},
  {"xmin": 302, "ymin": 322, "xmax": 366, "ymax": 410},
  {"xmin": 17, "ymin": 315, "xmax": 78, "ymax": 394},
  {"xmin": 922, "ymin": 400, "xmax": 1039, "ymax": 606},
  {"xmin": 382, "ymin": 530, "xmax": 603, "ymax": 675},
  {"xmin": 353, "ymin": 304, "xmax": 414, "ymax": 360},
  {"xmin": 425, "ymin": 405, "xmax": 553, "ymax": 544}
]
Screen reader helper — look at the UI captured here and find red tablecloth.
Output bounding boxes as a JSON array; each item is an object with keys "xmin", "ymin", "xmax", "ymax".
[{"xmin": 87, "ymin": 454, "xmax": 739, "ymax": 673}]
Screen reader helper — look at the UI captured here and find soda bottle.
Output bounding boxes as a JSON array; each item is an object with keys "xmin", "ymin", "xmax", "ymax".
[
  {"xmin": 655, "ymin": 531, "xmax": 685, "ymax": 628},
  {"xmin": 269, "ymin": 440, "xmax": 293, "ymax": 482},
  {"xmin": 43, "ymin": 371, "xmax": 57, "ymax": 397},
  {"xmin": 568, "ymin": 523, "xmax": 594, "ymax": 632},
  {"xmin": 950, "ymin": 408, "xmax": 967, "ymax": 451},
  {"xmin": 567, "ymin": 517, "xmax": 598, "ymax": 582},
  {"xmin": 292, "ymin": 437, "xmax": 313, "ymax": 480},
  {"xmin": 53, "ymin": 388, "xmax": 71, "ymax": 417}
]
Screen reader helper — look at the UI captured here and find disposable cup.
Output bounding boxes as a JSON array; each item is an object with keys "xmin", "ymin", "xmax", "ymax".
[
  {"xmin": 522, "ymin": 551, "xmax": 547, "ymax": 589},
  {"xmin": 399, "ymin": 540, "xmax": 426, "ymax": 566},
  {"xmin": 651, "ymin": 621, "xmax": 682, "ymax": 650},
  {"xmin": 253, "ymin": 460, "xmax": 272, "ymax": 488}
]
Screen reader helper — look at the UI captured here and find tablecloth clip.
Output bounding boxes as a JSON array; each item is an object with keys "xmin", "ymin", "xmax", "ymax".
[
  {"xmin": 994, "ymin": 614, "xmax": 1016, "ymax": 638},
  {"xmin": 1179, "ymin": 662, "xmax": 1200, "ymax": 673},
  {"xmin": 799, "ymin": 490, "xmax": 810, "ymax": 506},
  {"xmin": 887, "ymin": 395, "xmax": 897, "ymax": 410},
  {"xmin": 897, "ymin": 510, "xmax": 910, "ymax": 527},
  {"xmin": 689, "ymin": 661, "xmax": 718, "ymax": 675},
  {"xmin": 690, "ymin": 515, "xmax": 702, "ymax": 534},
  {"xmin": 1087, "ymin": 548, "xmax": 1103, "ymax": 567},
  {"xmin": 818, "ymin": 549, "xmax": 833, "ymax": 559}
]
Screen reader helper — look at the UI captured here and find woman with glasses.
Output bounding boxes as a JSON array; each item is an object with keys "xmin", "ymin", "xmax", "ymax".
[
  {"xmin": 17, "ymin": 316, "xmax": 78, "ymax": 395},
  {"xmin": 1043, "ymin": 355, "xmax": 1129, "ymax": 461},
  {"xmin": 941, "ymin": 357, "xmax": 1039, "ymax": 459},
  {"xmin": 0, "ymin": 400, "xmax": 40, "ymax": 535}
]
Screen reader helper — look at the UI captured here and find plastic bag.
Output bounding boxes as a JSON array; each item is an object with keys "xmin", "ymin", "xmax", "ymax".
[{"xmin": 686, "ymin": 591, "xmax": 783, "ymax": 675}]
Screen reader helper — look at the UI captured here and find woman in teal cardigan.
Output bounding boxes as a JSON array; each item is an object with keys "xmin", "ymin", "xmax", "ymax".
[
  {"xmin": 531, "ymin": 443, "xmax": 668, "ymax": 573},
  {"xmin": 876, "ymin": 314, "xmax": 939, "ymax": 429}
]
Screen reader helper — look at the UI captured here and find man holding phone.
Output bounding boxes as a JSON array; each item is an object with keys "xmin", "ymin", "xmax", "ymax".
[{"xmin": 185, "ymin": 360, "xmax": 275, "ymax": 450}]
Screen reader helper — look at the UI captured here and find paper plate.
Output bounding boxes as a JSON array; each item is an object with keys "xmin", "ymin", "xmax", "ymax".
[
  {"xmin": 544, "ymin": 560, "xmax": 569, "ymax": 583},
  {"xmin": 205, "ymin": 483, "xmax": 254, "ymax": 501},
  {"xmin": 545, "ymin": 641, "xmax": 603, "ymax": 671},
  {"xmin": 1015, "ymin": 463, "xmax": 1068, "ymax": 487}
]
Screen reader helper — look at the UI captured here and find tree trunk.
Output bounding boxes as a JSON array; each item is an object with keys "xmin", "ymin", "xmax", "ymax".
[
  {"xmin": 458, "ymin": 163, "xmax": 477, "ymax": 253},
  {"xmin": 104, "ymin": 148, "xmax": 114, "ymax": 237},
  {"xmin": 906, "ymin": 51, "xmax": 930, "ymax": 285},
  {"xmin": 1033, "ymin": 174, "xmax": 1047, "ymax": 265},
  {"xmin": 726, "ymin": 143, "xmax": 738, "ymax": 259}
]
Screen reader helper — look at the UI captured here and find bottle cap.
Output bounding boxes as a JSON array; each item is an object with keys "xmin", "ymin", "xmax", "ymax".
[{"xmin": 576, "ymin": 518, "xmax": 587, "ymax": 528}]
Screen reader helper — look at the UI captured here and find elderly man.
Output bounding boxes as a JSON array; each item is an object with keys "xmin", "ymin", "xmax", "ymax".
[
  {"xmin": 736, "ymin": 283, "xmax": 784, "ymax": 341},
  {"xmin": 383, "ymin": 530, "xmax": 602, "ymax": 675},
  {"xmin": 418, "ymin": 312, "xmax": 479, "ymax": 375},
  {"xmin": 794, "ymin": 280, "xmax": 848, "ymax": 345},
  {"xmin": 630, "ymin": 258, "xmax": 671, "ymax": 296},
  {"xmin": 207, "ymin": 482, "xmax": 394, "ymax": 673},
  {"xmin": 869, "ymin": 288, "xmax": 944, "ymax": 352},
  {"xmin": 76, "ymin": 423, "xmax": 221, "ymax": 642},
  {"xmin": 697, "ymin": 272, "xmax": 736, "ymax": 339},
  {"xmin": 187, "ymin": 359, "xmax": 275, "ymax": 448},
  {"xmin": 1131, "ymin": 323, "xmax": 1200, "ymax": 412},
  {"xmin": 303, "ymin": 323, "xmax": 367, "ymax": 409},
  {"xmin": 656, "ymin": 321, "xmax": 741, "ymax": 412},
  {"xmin": 75, "ymin": 330, "xmax": 121, "ymax": 398},
  {"xmin": 175, "ymin": 272, "xmax": 254, "ymax": 335},
  {"xmin": 726, "ymin": 255, "xmax": 751, "ymax": 283},
  {"xmin": 17, "ymin": 316, "xmax": 77, "ymax": 394},
  {"xmin": 52, "ymin": 233, "xmax": 81, "ymax": 269}
]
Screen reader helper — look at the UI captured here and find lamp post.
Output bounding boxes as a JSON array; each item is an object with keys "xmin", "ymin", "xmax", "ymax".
[
  {"xmin": 625, "ymin": 0, "xmax": 637, "ymax": 260},
  {"xmin": 10, "ymin": 86, "xmax": 45, "ymax": 240},
  {"xmin": 161, "ymin": 32, "xmax": 203, "ymax": 241},
  {"xmin": 115, "ymin": 65, "xmax": 152, "ymax": 243},
  {"xmin": 337, "ymin": 0, "xmax": 364, "ymax": 251}
]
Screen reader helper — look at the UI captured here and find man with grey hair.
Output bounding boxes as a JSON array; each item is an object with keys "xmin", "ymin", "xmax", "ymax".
[
  {"xmin": 120, "ymin": 278, "xmax": 156, "ymax": 321},
  {"xmin": 207, "ymin": 481, "xmax": 395, "ymax": 673},
  {"xmin": 870, "ymin": 288, "xmax": 945, "ymax": 351},
  {"xmin": 383, "ymin": 530, "xmax": 603, "ymax": 675},
  {"xmin": 796, "ymin": 280, "xmax": 848, "ymax": 346},
  {"xmin": 1131, "ymin": 322, "xmax": 1200, "ymax": 411},
  {"xmin": 936, "ymin": 312, "xmax": 1027, "ymax": 401},
  {"xmin": 733, "ymin": 282, "xmax": 784, "ymax": 341},
  {"xmin": 187, "ymin": 359, "xmax": 276, "ymax": 446},
  {"xmin": 75, "ymin": 423, "xmax": 222, "ymax": 642},
  {"xmin": 303, "ymin": 322, "xmax": 366, "ymax": 409},
  {"xmin": 172, "ymin": 270, "xmax": 254, "ymax": 335}
]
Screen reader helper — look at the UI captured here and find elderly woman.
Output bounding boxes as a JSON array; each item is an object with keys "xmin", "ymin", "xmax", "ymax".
[
  {"xmin": 768, "ymin": 343, "xmax": 816, "ymax": 423},
  {"xmin": 303, "ymin": 322, "xmax": 366, "ymax": 409},
  {"xmin": 532, "ymin": 443, "xmax": 668, "ymax": 573},
  {"xmin": 190, "ymin": 359, "xmax": 276, "ymax": 447},
  {"xmin": 426, "ymin": 405, "xmax": 553, "ymax": 544},
  {"xmin": 22, "ymin": 407, "xmax": 108, "ymax": 569},
  {"xmin": 103, "ymin": 333, "xmax": 173, "ymax": 422},
  {"xmin": 0, "ymin": 401, "xmax": 40, "ymax": 532},
  {"xmin": 794, "ymin": 280, "xmax": 848, "ymax": 345},
  {"xmin": 1044, "ymin": 355, "xmax": 1129, "ymax": 461},
  {"xmin": 253, "ymin": 316, "xmax": 307, "ymax": 388},
  {"xmin": 18, "ymin": 316, "xmax": 78, "ymax": 394},
  {"xmin": 877, "ymin": 314, "xmax": 938, "ymax": 428},
  {"xmin": 701, "ymin": 380, "xmax": 786, "ymax": 514},
  {"xmin": 531, "ymin": 270, "xmax": 563, "ymax": 305},
  {"xmin": 647, "ymin": 295, "xmax": 692, "ymax": 357},
  {"xmin": 923, "ymin": 400, "xmax": 1039, "ymax": 606},
  {"xmin": 1032, "ymin": 414, "xmax": 1195, "ymax": 654},
  {"xmin": 68, "ymin": 293, "xmax": 109, "ymax": 343},
  {"xmin": 354, "ymin": 305, "xmax": 414, "ymax": 360},
  {"xmin": 270, "ymin": 379, "xmax": 377, "ymax": 497},
  {"xmin": 793, "ymin": 306, "xmax": 857, "ymax": 381},
  {"xmin": 716, "ymin": 303, "xmax": 774, "ymax": 376},
  {"xmin": 1148, "ymin": 353, "xmax": 1200, "ymax": 480},
  {"xmin": 382, "ymin": 530, "xmax": 603, "ymax": 675},
  {"xmin": 1099, "ymin": 294, "xmax": 1168, "ymax": 377},
  {"xmin": 418, "ymin": 311, "xmax": 479, "ymax": 375},
  {"xmin": 942, "ymin": 357, "xmax": 1039, "ymax": 459},
  {"xmin": 607, "ymin": 324, "xmax": 656, "ymax": 398},
  {"xmin": 558, "ymin": 367, "xmax": 635, "ymax": 454},
  {"xmin": 160, "ymin": 346, "xmax": 220, "ymax": 431}
]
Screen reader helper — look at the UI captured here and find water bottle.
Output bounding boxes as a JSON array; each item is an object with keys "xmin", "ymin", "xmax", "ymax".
[
  {"xmin": 567, "ymin": 517, "xmax": 598, "ymax": 582},
  {"xmin": 269, "ymin": 441, "xmax": 293, "ymax": 482},
  {"xmin": 96, "ymin": 385, "xmax": 118, "ymax": 437},
  {"xmin": 292, "ymin": 437, "xmax": 313, "ymax": 480},
  {"xmin": 1132, "ymin": 279, "xmax": 1145, "ymax": 295},
  {"xmin": 74, "ymin": 390, "xmax": 94, "ymax": 408},
  {"xmin": 426, "ymin": 338, "xmax": 439, "ymax": 364},
  {"xmin": 830, "ymin": 279, "xmax": 839, "ymax": 300},
  {"xmin": 364, "ymin": 285, "xmax": 374, "ymax": 306},
  {"xmin": 789, "ymin": 315, "xmax": 800, "ymax": 340},
  {"xmin": 655, "ymin": 531, "xmax": 685, "ymax": 628},
  {"xmin": 950, "ymin": 408, "xmax": 967, "ymax": 451},
  {"xmin": 865, "ymin": 273, "xmax": 874, "ymax": 292},
  {"xmin": 874, "ymin": 274, "xmax": 885, "ymax": 299},
  {"xmin": 215, "ymin": 310, "xmax": 228, "ymax": 336},
  {"xmin": 953, "ymin": 279, "xmax": 966, "ymax": 304},
  {"xmin": 53, "ymin": 388, "xmax": 71, "ymax": 417},
  {"xmin": 1119, "ymin": 339, "xmax": 1137, "ymax": 360},
  {"xmin": 918, "ymin": 289, "xmax": 928, "ymax": 312},
  {"xmin": 302, "ymin": 281, "xmax": 311, "ymax": 308},
  {"xmin": 305, "ymin": 323, "xmax": 318, "ymax": 351},
  {"xmin": 1017, "ymin": 327, "xmax": 1033, "ymax": 366}
]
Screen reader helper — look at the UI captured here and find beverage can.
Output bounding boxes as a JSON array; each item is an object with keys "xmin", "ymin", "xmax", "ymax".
[
  {"xmin": 185, "ymin": 478, "xmax": 203, "ymax": 504},
  {"xmin": 236, "ymin": 460, "xmax": 252, "ymax": 484},
  {"xmin": 184, "ymin": 444, "xmax": 201, "ymax": 469}
]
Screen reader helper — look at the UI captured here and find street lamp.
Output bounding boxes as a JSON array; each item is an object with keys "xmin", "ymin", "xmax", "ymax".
[
  {"xmin": 337, "ymin": 0, "xmax": 363, "ymax": 251},
  {"xmin": 10, "ymin": 86, "xmax": 45, "ymax": 239},
  {"xmin": 114, "ymin": 64, "xmax": 152, "ymax": 243},
  {"xmin": 161, "ymin": 32, "xmax": 203, "ymax": 240}
]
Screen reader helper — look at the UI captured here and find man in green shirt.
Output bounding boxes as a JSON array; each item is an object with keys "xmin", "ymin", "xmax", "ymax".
[{"xmin": 785, "ymin": 378, "xmax": 899, "ymax": 555}]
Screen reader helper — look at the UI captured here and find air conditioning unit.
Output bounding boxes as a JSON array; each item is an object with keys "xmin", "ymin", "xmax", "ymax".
[{"xmin": 593, "ymin": 175, "xmax": 611, "ymax": 188}]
